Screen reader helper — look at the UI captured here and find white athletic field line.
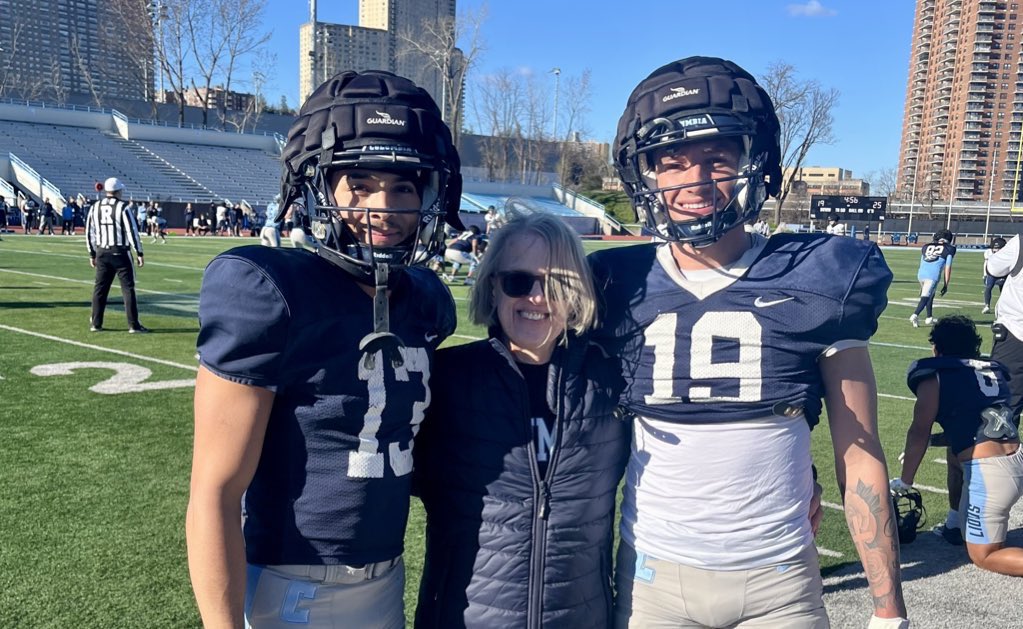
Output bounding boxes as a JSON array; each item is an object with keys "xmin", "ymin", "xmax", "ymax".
[
  {"xmin": 0, "ymin": 246, "xmax": 206, "ymax": 271},
  {"xmin": 0, "ymin": 324, "xmax": 198, "ymax": 372},
  {"xmin": 1, "ymin": 270, "xmax": 929, "ymax": 400},
  {"xmin": 816, "ymin": 546, "xmax": 843, "ymax": 558},
  {"xmin": 2, "ymin": 268, "xmax": 199, "ymax": 301}
]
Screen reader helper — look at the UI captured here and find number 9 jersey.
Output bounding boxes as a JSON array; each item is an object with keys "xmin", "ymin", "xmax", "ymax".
[{"xmin": 589, "ymin": 233, "xmax": 892, "ymax": 427}]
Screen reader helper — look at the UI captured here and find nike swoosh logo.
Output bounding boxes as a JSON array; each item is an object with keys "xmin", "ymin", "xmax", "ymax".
[
  {"xmin": 425, "ymin": 333, "xmax": 439, "ymax": 343},
  {"xmin": 754, "ymin": 296, "xmax": 795, "ymax": 308}
]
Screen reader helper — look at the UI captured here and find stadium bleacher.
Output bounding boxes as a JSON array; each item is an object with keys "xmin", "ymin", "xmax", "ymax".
[
  {"xmin": 462, "ymin": 192, "xmax": 586, "ymax": 218},
  {"xmin": 0, "ymin": 120, "xmax": 210, "ymax": 201},
  {"xmin": 138, "ymin": 140, "xmax": 279, "ymax": 203},
  {"xmin": 0, "ymin": 102, "xmax": 608, "ymax": 229}
]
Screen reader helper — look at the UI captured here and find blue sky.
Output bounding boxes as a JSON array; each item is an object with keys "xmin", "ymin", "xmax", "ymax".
[{"xmin": 262, "ymin": 0, "xmax": 916, "ymax": 178}]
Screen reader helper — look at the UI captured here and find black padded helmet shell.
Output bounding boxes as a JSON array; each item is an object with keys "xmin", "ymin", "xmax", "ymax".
[
  {"xmin": 280, "ymin": 70, "xmax": 462, "ymax": 278},
  {"xmin": 614, "ymin": 57, "xmax": 782, "ymax": 246}
]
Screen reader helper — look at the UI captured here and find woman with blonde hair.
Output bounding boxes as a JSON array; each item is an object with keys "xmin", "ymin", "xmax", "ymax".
[{"xmin": 414, "ymin": 213, "xmax": 629, "ymax": 628}]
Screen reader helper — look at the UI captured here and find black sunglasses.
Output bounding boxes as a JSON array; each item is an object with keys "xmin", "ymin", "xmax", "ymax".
[{"xmin": 495, "ymin": 271, "xmax": 571, "ymax": 298}]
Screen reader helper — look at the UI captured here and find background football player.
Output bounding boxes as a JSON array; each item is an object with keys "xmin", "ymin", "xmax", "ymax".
[
  {"xmin": 910, "ymin": 230, "xmax": 956, "ymax": 328},
  {"xmin": 440, "ymin": 224, "xmax": 483, "ymax": 284},
  {"xmin": 186, "ymin": 70, "xmax": 462, "ymax": 628},
  {"xmin": 591, "ymin": 56, "xmax": 907, "ymax": 628},
  {"xmin": 893, "ymin": 315, "xmax": 1023, "ymax": 575}
]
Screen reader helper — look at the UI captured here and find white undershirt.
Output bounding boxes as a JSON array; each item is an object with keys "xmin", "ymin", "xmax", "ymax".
[{"xmin": 620, "ymin": 413, "xmax": 815, "ymax": 570}]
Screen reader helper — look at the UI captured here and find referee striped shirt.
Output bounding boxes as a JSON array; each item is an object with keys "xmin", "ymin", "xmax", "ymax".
[{"xmin": 86, "ymin": 197, "xmax": 143, "ymax": 257}]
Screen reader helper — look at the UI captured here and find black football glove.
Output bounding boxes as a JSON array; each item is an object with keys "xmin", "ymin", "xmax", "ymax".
[{"xmin": 939, "ymin": 284, "xmax": 948, "ymax": 297}]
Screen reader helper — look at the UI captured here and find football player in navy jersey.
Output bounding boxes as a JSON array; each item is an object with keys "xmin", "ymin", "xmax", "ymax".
[
  {"xmin": 186, "ymin": 71, "xmax": 462, "ymax": 628},
  {"xmin": 591, "ymin": 57, "xmax": 907, "ymax": 628},
  {"xmin": 893, "ymin": 315, "xmax": 1023, "ymax": 575},
  {"xmin": 909, "ymin": 230, "xmax": 956, "ymax": 327}
]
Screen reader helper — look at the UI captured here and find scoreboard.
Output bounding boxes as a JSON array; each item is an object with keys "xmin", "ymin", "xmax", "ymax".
[{"xmin": 809, "ymin": 195, "xmax": 887, "ymax": 220}]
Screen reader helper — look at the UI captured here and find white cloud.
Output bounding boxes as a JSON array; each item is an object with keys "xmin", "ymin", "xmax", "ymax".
[{"xmin": 787, "ymin": 0, "xmax": 837, "ymax": 17}]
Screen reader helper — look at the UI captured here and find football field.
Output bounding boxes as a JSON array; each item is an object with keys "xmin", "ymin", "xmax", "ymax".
[{"xmin": 1, "ymin": 233, "xmax": 1020, "ymax": 627}]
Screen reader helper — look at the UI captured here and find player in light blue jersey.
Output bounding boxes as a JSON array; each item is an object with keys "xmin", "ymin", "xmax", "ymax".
[{"xmin": 910, "ymin": 229, "xmax": 956, "ymax": 327}]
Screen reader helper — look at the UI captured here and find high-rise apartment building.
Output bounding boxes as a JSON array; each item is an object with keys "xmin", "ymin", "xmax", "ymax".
[
  {"xmin": 899, "ymin": 0, "xmax": 1023, "ymax": 205},
  {"xmin": 0, "ymin": 0, "xmax": 151, "ymax": 103},
  {"xmin": 299, "ymin": 0, "xmax": 459, "ymax": 121}
]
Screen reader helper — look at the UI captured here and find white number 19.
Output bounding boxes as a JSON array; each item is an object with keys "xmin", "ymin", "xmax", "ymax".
[{"xmin": 644, "ymin": 311, "xmax": 763, "ymax": 405}]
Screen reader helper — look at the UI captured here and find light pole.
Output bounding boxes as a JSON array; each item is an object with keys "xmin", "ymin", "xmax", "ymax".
[
  {"xmin": 907, "ymin": 168, "xmax": 919, "ymax": 237},
  {"xmin": 946, "ymin": 148, "xmax": 960, "ymax": 230},
  {"xmin": 984, "ymin": 148, "xmax": 998, "ymax": 242},
  {"xmin": 550, "ymin": 67, "xmax": 561, "ymax": 140},
  {"xmin": 156, "ymin": 2, "xmax": 167, "ymax": 103}
]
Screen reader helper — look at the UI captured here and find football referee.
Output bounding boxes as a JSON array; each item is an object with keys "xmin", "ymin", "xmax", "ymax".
[{"xmin": 86, "ymin": 177, "xmax": 149, "ymax": 333}]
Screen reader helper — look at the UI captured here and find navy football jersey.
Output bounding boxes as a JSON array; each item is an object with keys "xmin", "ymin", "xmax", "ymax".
[
  {"xmin": 197, "ymin": 245, "xmax": 455, "ymax": 566},
  {"xmin": 589, "ymin": 233, "xmax": 892, "ymax": 427},
  {"xmin": 907, "ymin": 356, "xmax": 1015, "ymax": 455}
]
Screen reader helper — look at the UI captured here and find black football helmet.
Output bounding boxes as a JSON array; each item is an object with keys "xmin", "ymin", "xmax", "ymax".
[
  {"xmin": 891, "ymin": 486, "xmax": 926, "ymax": 544},
  {"xmin": 614, "ymin": 56, "xmax": 782, "ymax": 247},
  {"xmin": 280, "ymin": 70, "xmax": 463, "ymax": 281},
  {"xmin": 934, "ymin": 229, "xmax": 954, "ymax": 244}
]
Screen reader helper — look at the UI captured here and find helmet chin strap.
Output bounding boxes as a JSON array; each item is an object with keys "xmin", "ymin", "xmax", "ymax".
[{"xmin": 359, "ymin": 262, "xmax": 406, "ymax": 370}]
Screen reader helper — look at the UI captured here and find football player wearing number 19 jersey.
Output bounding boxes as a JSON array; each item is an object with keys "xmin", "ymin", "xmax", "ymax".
[
  {"xmin": 591, "ymin": 57, "xmax": 907, "ymax": 628},
  {"xmin": 186, "ymin": 71, "xmax": 462, "ymax": 628}
]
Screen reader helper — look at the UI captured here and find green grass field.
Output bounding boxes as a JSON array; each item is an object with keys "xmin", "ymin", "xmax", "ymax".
[{"xmin": 0, "ymin": 233, "xmax": 998, "ymax": 627}]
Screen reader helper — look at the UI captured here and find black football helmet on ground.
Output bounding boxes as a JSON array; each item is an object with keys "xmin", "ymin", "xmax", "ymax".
[
  {"xmin": 891, "ymin": 486, "xmax": 926, "ymax": 544},
  {"xmin": 614, "ymin": 56, "xmax": 782, "ymax": 247},
  {"xmin": 280, "ymin": 70, "xmax": 463, "ymax": 281}
]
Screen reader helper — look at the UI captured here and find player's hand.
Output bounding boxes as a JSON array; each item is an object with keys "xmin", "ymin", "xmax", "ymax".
[
  {"xmin": 889, "ymin": 478, "xmax": 912, "ymax": 494},
  {"xmin": 939, "ymin": 284, "xmax": 947, "ymax": 296},
  {"xmin": 867, "ymin": 615, "xmax": 910, "ymax": 629},
  {"xmin": 137, "ymin": 255, "xmax": 144, "ymax": 268},
  {"xmin": 809, "ymin": 481, "xmax": 824, "ymax": 537}
]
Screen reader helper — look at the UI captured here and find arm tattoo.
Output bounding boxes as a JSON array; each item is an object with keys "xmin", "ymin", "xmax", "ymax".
[{"xmin": 845, "ymin": 479, "xmax": 905, "ymax": 613}]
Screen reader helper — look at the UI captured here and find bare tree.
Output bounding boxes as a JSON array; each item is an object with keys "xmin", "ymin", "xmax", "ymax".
[
  {"xmin": 185, "ymin": 1, "xmax": 230, "ymax": 128},
  {"xmin": 69, "ymin": 32, "xmax": 105, "ymax": 108},
  {"xmin": 156, "ymin": 0, "xmax": 195, "ymax": 125},
  {"xmin": 0, "ymin": 22, "xmax": 28, "ymax": 98},
  {"xmin": 106, "ymin": 0, "xmax": 157, "ymax": 108},
  {"xmin": 559, "ymin": 70, "xmax": 592, "ymax": 142},
  {"xmin": 759, "ymin": 61, "xmax": 839, "ymax": 224},
  {"xmin": 555, "ymin": 69, "xmax": 593, "ymax": 184},
  {"xmin": 470, "ymin": 69, "xmax": 525, "ymax": 181},
  {"xmin": 396, "ymin": 4, "xmax": 487, "ymax": 147},
  {"xmin": 864, "ymin": 166, "xmax": 898, "ymax": 199},
  {"xmin": 215, "ymin": 0, "xmax": 270, "ymax": 131}
]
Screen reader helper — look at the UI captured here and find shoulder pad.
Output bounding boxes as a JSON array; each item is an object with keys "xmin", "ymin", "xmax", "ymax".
[{"xmin": 906, "ymin": 356, "xmax": 969, "ymax": 393}]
